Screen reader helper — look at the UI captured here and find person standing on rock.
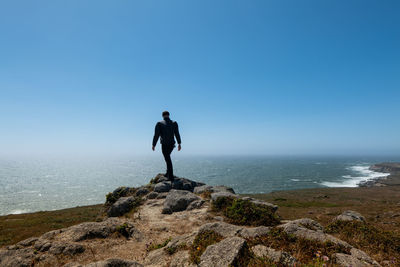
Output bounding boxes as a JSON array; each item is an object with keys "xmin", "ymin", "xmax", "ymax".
[{"xmin": 152, "ymin": 111, "xmax": 181, "ymax": 181}]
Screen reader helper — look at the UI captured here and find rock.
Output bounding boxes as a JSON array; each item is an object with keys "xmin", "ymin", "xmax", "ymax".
[
  {"xmin": 333, "ymin": 253, "xmax": 378, "ymax": 267},
  {"xmin": 251, "ymin": 245, "xmax": 297, "ymax": 265},
  {"xmin": 162, "ymin": 189, "xmax": 201, "ymax": 214},
  {"xmin": 106, "ymin": 186, "xmax": 136, "ymax": 204},
  {"xmin": 146, "ymin": 191, "xmax": 159, "ymax": 199},
  {"xmin": 170, "ymin": 250, "xmax": 197, "ymax": 267},
  {"xmin": 194, "ymin": 185, "xmax": 235, "ymax": 194},
  {"xmin": 187, "ymin": 199, "xmax": 205, "ymax": 210},
  {"xmin": 48, "ymin": 242, "xmax": 85, "ymax": 255},
  {"xmin": 350, "ymin": 248, "xmax": 381, "ymax": 266},
  {"xmin": 16, "ymin": 237, "xmax": 38, "ymax": 247},
  {"xmin": 172, "ymin": 177, "xmax": 205, "ymax": 192},
  {"xmin": 198, "ymin": 222, "xmax": 241, "ymax": 238},
  {"xmin": 83, "ymin": 258, "xmax": 143, "ymax": 267},
  {"xmin": 154, "ymin": 181, "xmax": 172, "ymax": 193},
  {"xmin": 238, "ymin": 226, "xmax": 271, "ymax": 239},
  {"xmin": 136, "ymin": 187, "xmax": 149, "ymax": 196},
  {"xmin": 165, "ymin": 232, "xmax": 196, "ymax": 253},
  {"xmin": 210, "ymin": 191, "xmax": 238, "ymax": 202},
  {"xmin": 335, "ymin": 210, "xmax": 366, "ymax": 222},
  {"xmin": 240, "ymin": 197, "xmax": 278, "ymax": 212},
  {"xmin": 144, "ymin": 248, "xmax": 169, "ymax": 267},
  {"xmin": 279, "ymin": 219, "xmax": 351, "ymax": 249},
  {"xmin": 108, "ymin": 196, "xmax": 140, "ymax": 217},
  {"xmin": 60, "ymin": 218, "xmax": 138, "ymax": 242},
  {"xmin": 199, "ymin": 237, "xmax": 248, "ymax": 267},
  {"xmin": 0, "ymin": 248, "xmax": 35, "ymax": 267},
  {"xmin": 156, "ymin": 192, "xmax": 168, "ymax": 199}
]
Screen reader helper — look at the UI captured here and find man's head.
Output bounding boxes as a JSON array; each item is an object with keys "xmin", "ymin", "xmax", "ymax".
[{"xmin": 162, "ymin": 111, "xmax": 170, "ymax": 119}]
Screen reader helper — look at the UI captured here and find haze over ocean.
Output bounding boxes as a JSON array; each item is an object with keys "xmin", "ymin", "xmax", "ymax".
[{"xmin": 0, "ymin": 2, "xmax": 399, "ymax": 215}]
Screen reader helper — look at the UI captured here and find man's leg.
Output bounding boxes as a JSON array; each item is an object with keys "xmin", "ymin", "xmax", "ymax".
[{"xmin": 162, "ymin": 144, "xmax": 174, "ymax": 180}]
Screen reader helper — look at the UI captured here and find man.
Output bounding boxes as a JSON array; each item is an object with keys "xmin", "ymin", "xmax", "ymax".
[{"xmin": 152, "ymin": 111, "xmax": 181, "ymax": 181}]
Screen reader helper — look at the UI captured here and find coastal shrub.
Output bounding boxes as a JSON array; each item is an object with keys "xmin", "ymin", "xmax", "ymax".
[
  {"xmin": 189, "ymin": 230, "xmax": 224, "ymax": 264},
  {"xmin": 212, "ymin": 197, "xmax": 280, "ymax": 226},
  {"xmin": 326, "ymin": 220, "xmax": 400, "ymax": 262}
]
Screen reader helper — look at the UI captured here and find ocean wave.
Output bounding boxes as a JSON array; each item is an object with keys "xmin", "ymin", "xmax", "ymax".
[{"xmin": 321, "ymin": 165, "xmax": 390, "ymax": 188}]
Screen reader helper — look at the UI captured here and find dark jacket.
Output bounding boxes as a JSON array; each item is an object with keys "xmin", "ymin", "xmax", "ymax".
[{"xmin": 152, "ymin": 118, "xmax": 181, "ymax": 147}]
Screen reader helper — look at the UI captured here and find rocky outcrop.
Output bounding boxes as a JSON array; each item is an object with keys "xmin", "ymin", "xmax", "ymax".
[
  {"xmin": 194, "ymin": 185, "xmax": 235, "ymax": 194},
  {"xmin": 251, "ymin": 245, "xmax": 297, "ymax": 266},
  {"xmin": 162, "ymin": 189, "xmax": 201, "ymax": 214},
  {"xmin": 108, "ymin": 196, "xmax": 139, "ymax": 217},
  {"xmin": 335, "ymin": 210, "xmax": 366, "ymax": 222},
  {"xmin": 370, "ymin": 163, "xmax": 400, "ymax": 173},
  {"xmin": 199, "ymin": 237, "xmax": 248, "ymax": 267},
  {"xmin": 66, "ymin": 258, "xmax": 143, "ymax": 267},
  {"xmin": 154, "ymin": 181, "xmax": 172, "ymax": 193}
]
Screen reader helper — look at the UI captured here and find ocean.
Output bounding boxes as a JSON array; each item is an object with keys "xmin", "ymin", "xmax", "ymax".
[{"xmin": 0, "ymin": 155, "xmax": 399, "ymax": 216}]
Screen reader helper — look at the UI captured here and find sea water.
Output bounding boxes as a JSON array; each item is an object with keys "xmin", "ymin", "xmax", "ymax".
[{"xmin": 0, "ymin": 155, "xmax": 398, "ymax": 215}]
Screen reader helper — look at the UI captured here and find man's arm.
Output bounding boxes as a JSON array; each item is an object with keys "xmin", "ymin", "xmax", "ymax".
[
  {"xmin": 152, "ymin": 123, "xmax": 160, "ymax": 150},
  {"xmin": 174, "ymin": 122, "xmax": 181, "ymax": 150}
]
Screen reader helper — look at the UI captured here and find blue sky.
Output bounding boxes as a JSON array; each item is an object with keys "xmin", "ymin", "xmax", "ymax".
[{"xmin": 0, "ymin": 0, "xmax": 399, "ymax": 156}]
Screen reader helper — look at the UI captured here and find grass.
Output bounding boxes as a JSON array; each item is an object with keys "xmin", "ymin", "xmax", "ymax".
[
  {"xmin": 147, "ymin": 237, "xmax": 172, "ymax": 251},
  {"xmin": 0, "ymin": 204, "xmax": 104, "ymax": 247},
  {"xmin": 212, "ymin": 197, "xmax": 280, "ymax": 227},
  {"xmin": 326, "ymin": 220, "xmax": 400, "ymax": 264},
  {"xmin": 189, "ymin": 230, "xmax": 224, "ymax": 264}
]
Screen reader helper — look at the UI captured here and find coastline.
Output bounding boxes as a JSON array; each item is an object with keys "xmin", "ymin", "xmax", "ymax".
[{"xmin": 2, "ymin": 162, "xmax": 400, "ymax": 248}]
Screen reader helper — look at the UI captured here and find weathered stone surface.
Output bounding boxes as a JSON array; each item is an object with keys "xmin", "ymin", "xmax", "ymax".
[
  {"xmin": 154, "ymin": 181, "xmax": 172, "ymax": 193},
  {"xmin": 334, "ymin": 253, "xmax": 377, "ymax": 267},
  {"xmin": 198, "ymin": 222, "xmax": 241, "ymax": 238},
  {"xmin": 143, "ymin": 248, "xmax": 169, "ymax": 267},
  {"xmin": 199, "ymin": 237, "xmax": 247, "ymax": 267},
  {"xmin": 170, "ymin": 250, "xmax": 197, "ymax": 267},
  {"xmin": 210, "ymin": 191, "xmax": 238, "ymax": 202},
  {"xmin": 48, "ymin": 242, "xmax": 85, "ymax": 255},
  {"xmin": 83, "ymin": 258, "xmax": 143, "ymax": 267},
  {"xmin": 335, "ymin": 210, "xmax": 366, "ymax": 222},
  {"xmin": 194, "ymin": 185, "xmax": 235, "ymax": 194},
  {"xmin": 238, "ymin": 226, "xmax": 271, "ymax": 239},
  {"xmin": 106, "ymin": 186, "xmax": 136, "ymax": 204},
  {"xmin": 240, "ymin": 197, "xmax": 278, "ymax": 212},
  {"xmin": 162, "ymin": 189, "xmax": 201, "ymax": 214},
  {"xmin": 0, "ymin": 248, "xmax": 35, "ymax": 267},
  {"xmin": 279, "ymin": 218, "xmax": 351, "ymax": 249},
  {"xmin": 165, "ymin": 232, "xmax": 196, "ymax": 253},
  {"xmin": 171, "ymin": 177, "xmax": 205, "ymax": 192},
  {"xmin": 350, "ymin": 248, "xmax": 381, "ymax": 266},
  {"xmin": 187, "ymin": 199, "xmax": 205, "ymax": 210},
  {"xmin": 108, "ymin": 196, "xmax": 139, "ymax": 217},
  {"xmin": 252, "ymin": 245, "xmax": 297, "ymax": 265},
  {"xmin": 136, "ymin": 187, "xmax": 150, "ymax": 196},
  {"xmin": 146, "ymin": 191, "xmax": 159, "ymax": 199},
  {"xmin": 60, "ymin": 218, "xmax": 138, "ymax": 242},
  {"xmin": 16, "ymin": 237, "xmax": 38, "ymax": 247}
]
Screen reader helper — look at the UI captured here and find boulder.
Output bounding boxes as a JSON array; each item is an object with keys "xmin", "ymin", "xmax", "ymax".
[
  {"xmin": 108, "ymin": 196, "xmax": 139, "ymax": 217},
  {"xmin": 106, "ymin": 186, "xmax": 136, "ymax": 204},
  {"xmin": 172, "ymin": 177, "xmax": 205, "ymax": 192},
  {"xmin": 194, "ymin": 185, "xmax": 235, "ymax": 194},
  {"xmin": 279, "ymin": 218, "xmax": 351, "ymax": 249},
  {"xmin": 146, "ymin": 191, "xmax": 159, "ymax": 199},
  {"xmin": 48, "ymin": 242, "xmax": 85, "ymax": 256},
  {"xmin": 240, "ymin": 197, "xmax": 278, "ymax": 212},
  {"xmin": 335, "ymin": 210, "xmax": 365, "ymax": 222},
  {"xmin": 16, "ymin": 237, "xmax": 38, "ymax": 247},
  {"xmin": 251, "ymin": 245, "xmax": 297, "ymax": 266},
  {"xmin": 238, "ymin": 226, "xmax": 271, "ymax": 239},
  {"xmin": 187, "ymin": 199, "xmax": 205, "ymax": 210},
  {"xmin": 154, "ymin": 181, "xmax": 172, "ymax": 193},
  {"xmin": 198, "ymin": 222, "xmax": 241, "ymax": 238},
  {"xmin": 210, "ymin": 191, "xmax": 238, "ymax": 202},
  {"xmin": 162, "ymin": 190, "xmax": 201, "ymax": 214},
  {"xmin": 0, "ymin": 248, "xmax": 35, "ymax": 267},
  {"xmin": 135, "ymin": 187, "xmax": 149, "ymax": 196},
  {"xmin": 333, "ymin": 253, "xmax": 379, "ymax": 267},
  {"xmin": 170, "ymin": 250, "xmax": 197, "ymax": 267},
  {"xmin": 83, "ymin": 258, "xmax": 143, "ymax": 267},
  {"xmin": 199, "ymin": 237, "xmax": 248, "ymax": 267}
]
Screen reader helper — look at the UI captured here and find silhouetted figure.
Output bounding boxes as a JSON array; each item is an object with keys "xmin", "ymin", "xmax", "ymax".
[{"xmin": 152, "ymin": 111, "xmax": 181, "ymax": 181}]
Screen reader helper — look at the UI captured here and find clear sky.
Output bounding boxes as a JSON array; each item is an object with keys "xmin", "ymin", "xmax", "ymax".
[{"xmin": 0, "ymin": 0, "xmax": 399, "ymax": 157}]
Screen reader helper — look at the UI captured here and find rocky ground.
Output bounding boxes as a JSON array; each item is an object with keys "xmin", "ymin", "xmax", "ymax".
[{"xmin": 1, "ymin": 172, "xmax": 397, "ymax": 267}]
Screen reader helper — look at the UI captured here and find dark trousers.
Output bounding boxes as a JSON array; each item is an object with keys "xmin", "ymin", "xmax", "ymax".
[{"xmin": 162, "ymin": 144, "xmax": 175, "ymax": 180}]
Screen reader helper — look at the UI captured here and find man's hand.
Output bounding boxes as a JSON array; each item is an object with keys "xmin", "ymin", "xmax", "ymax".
[
  {"xmin": 152, "ymin": 146, "xmax": 155, "ymax": 151},
  {"xmin": 178, "ymin": 144, "xmax": 181, "ymax": 151}
]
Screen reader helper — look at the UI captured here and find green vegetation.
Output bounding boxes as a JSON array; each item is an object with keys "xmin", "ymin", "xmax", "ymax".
[
  {"xmin": 105, "ymin": 186, "xmax": 136, "ymax": 204},
  {"xmin": 212, "ymin": 197, "xmax": 280, "ymax": 226},
  {"xmin": 189, "ymin": 230, "xmax": 224, "ymax": 264},
  {"xmin": 147, "ymin": 237, "xmax": 172, "ymax": 251},
  {"xmin": 327, "ymin": 220, "xmax": 400, "ymax": 264},
  {"xmin": 0, "ymin": 204, "xmax": 104, "ymax": 247}
]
